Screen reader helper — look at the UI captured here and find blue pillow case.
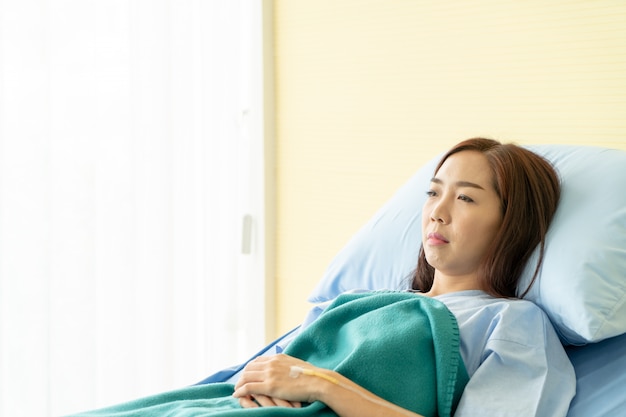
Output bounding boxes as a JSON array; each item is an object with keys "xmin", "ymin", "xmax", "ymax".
[{"xmin": 308, "ymin": 145, "xmax": 626, "ymax": 345}]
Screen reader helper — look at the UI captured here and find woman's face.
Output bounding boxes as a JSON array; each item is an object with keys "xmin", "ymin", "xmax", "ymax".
[{"xmin": 422, "ymin": 150, "xmax": 503, "ymax": 282}]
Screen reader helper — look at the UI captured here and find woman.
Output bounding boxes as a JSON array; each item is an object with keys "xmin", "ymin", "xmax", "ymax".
[{"xmin": 233, "ymin": 138, "xmax": 576, "ymax": 416}]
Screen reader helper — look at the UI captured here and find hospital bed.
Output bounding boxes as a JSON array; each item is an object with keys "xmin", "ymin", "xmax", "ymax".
[{"xmin": 199, "ymin": 144, "xmax": 626, "ymax": 416}]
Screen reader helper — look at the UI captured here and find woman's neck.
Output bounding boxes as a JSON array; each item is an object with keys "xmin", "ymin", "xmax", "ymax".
[{"xmin": 423, "ymin": 272, "xmax": 482, "ymax": 297}]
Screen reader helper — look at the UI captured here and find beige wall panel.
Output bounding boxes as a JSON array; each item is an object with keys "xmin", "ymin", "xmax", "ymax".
[{"xmin": 272, "ymin": 0, "xmax": 626, "ymax": 336}]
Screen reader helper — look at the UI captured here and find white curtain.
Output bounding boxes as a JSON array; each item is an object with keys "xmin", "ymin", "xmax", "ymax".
[{"xmin": 0, "ymin": 1, "xmax": 269, "ymax": 416}]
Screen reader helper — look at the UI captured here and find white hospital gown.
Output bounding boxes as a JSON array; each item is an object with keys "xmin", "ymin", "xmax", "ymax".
[{"xmin": 295, "ymin": 289, "xmax": 576, "ymax": 417}]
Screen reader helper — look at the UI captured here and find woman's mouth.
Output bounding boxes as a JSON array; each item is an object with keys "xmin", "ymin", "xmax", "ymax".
[{"xmin": 426, "ymin": 232, "xmax": 449, "ymax": 245}]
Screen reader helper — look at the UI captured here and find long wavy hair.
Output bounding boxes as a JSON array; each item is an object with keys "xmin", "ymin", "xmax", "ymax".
[{"xmin": 411, "ymin": 138, "xmax": 561, "ymax": 298}]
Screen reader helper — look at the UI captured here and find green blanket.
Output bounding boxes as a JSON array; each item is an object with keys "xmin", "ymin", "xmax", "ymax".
[{"xmin": 67, "ymin": 292, "xmax": 468, "ymax": 417}]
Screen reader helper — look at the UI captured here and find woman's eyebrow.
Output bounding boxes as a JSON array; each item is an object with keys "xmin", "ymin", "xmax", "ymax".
[{"xmin": 430, "ymin": 177, "xmax": 485, "ymax": 190}]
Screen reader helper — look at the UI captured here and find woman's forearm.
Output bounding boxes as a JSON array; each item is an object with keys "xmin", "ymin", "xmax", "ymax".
[
  {"xmin": 308, "ymin": 368, "xmax": 424, "ymax": 417},
  {"xmin": 233, "ymin": 355, "xmax": 424, "ymax": 417}
]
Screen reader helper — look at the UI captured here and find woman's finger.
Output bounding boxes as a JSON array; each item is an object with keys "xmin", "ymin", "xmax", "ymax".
[
  {"xmin": 250, "ymin": 395, "xmax": 277, "ymax": 407},
  {"xmin": 239, "ymin": 394, "xmax": 302, "ymax": 409},
  {"xmin": 233, "ymin": 370, "xmax": 265, "ymax": 390},
  {"xmin": 232, "ymin": 383, "xmax": 260, "ymax": 399},
  {"xmin": 238, "ymin": 395, "xmax": 259, "ymax": 409},
  {"xmin": 265, "ymin": 397, "xmax": 299, "ymax": 408}
]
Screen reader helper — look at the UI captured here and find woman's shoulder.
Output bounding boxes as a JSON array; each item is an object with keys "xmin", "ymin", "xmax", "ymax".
[{"xmin": 436, "ymin": 290, "xmax": 555, "ymax": 344}]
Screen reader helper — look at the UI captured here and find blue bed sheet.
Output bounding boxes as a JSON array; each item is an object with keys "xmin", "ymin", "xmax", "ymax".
[{"xmin": 565, "ymin": 331, "xmax": 626, "ymax": 417}]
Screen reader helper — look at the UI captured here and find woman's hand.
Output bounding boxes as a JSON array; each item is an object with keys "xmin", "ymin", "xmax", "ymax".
[
  {"xmin": 233, "ymin": 353, "xmax": 423, "ymax": 417},
  {"xmin": 233, "ymin": 354, "xmax": 322, "ymax": 408},
  {"xmin": 236, "ymin": 394, "xmax": 301, "ymax": 409}
]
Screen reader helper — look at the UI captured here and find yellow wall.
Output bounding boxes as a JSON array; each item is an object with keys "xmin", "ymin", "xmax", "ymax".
[{"xmin": 272, "ymin": 0, "xmax": 626, "ymax": 337}]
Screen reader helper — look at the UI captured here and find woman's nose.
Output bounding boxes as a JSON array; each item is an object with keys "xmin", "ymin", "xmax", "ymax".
[
  {"xmin": 431, "ymin": 213, "xmax": 446, "ymax": 223},
  {"xmin": 430, "ymin": 202, "xmax": 449, "ymax": 224}
]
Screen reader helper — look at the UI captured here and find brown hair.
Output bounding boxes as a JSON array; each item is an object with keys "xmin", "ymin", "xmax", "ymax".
[{"xmin": 411, "ymin": 138, "xmax": 561, "ymax": 298}]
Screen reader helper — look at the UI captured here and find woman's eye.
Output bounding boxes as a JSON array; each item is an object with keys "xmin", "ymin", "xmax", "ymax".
[
  {"xmin": 426, "ymin": 190, "xmax": 437, "ymax": 197},
  {"xmin": 458, "ymin": 194, "xmax": 474, "ymax": 203}
]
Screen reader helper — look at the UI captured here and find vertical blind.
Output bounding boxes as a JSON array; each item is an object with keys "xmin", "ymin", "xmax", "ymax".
[{"xmin": 0, "ymin": 1, "xmax": 269, "ymax": 416}]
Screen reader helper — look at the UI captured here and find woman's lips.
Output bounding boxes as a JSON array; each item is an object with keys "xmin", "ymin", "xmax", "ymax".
[{"xmin": 427, "ymin": 232, "xmax": 449, "ymax": 245}]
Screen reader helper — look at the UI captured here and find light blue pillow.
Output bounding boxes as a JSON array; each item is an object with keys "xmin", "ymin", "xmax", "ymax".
[{"xmin": 308, "ymin": 145, "xmax": 626, "ymax": 345}]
